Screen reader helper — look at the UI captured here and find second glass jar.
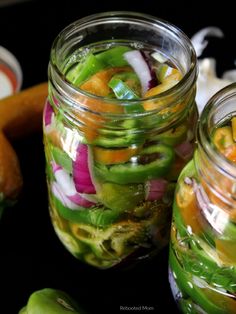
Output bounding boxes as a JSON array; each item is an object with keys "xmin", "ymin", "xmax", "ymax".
[
  {"xmin": 169, "ymin": 83, "xmax": 236, "ymax": 313},
  {"xmin": 43, "ymin": 12, "xmax": 198, "ymax": 269}
]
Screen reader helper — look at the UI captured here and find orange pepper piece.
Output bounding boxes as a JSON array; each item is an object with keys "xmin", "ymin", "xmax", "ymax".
[
  {"xmin": 77, "ymin": 67, "xmax": 132, "ymax": 141},
  {"xmin": 93, "ymin": 146, "xmax": 139, "ymax": 164},
  {"xmin": 80, "ymin": 66, "xmax": 132, "ymax": 97},
  {"xmin": 215, "ymin": 238, "xmax": 236, "ymax": 265},
  {"xmin": 143, "ymin": 71, "xmax": 182, "ymax": 111},
  {"xmin": 176, "ymin": 182, "xmax": 202, "ymax": 234},
  {"xmin": 224, "ymin": 144, "xmax": 236, "ymax": 163}
]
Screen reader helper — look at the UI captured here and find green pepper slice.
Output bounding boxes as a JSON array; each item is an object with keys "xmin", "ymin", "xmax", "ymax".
[
  {"xmin": 83, "ymin": 128, "xmax": 145, "ymax": 148},
  {"xmin": 51, "ymin": 146, "xmax": 72, "ymax": 173},
  {"xmin": 52, "ymin": 196, "xmax": 123, "ymax": 227},
  {"xmin": 169, "ymin": 248, "xmax": 229, "ymax": 314},
  {"xmin": 108, "ymin": 77, "xmax": 144, "ymax": 113},
  {"xmin": 109, "ymin": 77, "xmax": 138, "ymax": 100},
  {"xmin": 94, "ymin": 144, "xmax": 174, "ymax": 184},
  {"xmin": 95, "ymin": 46, "xmax": 132, "ymax": 67},
  {"xmin": 172, "ymin": 226, "xmax": 236, "ymax": 295},
  {"xmin": 66, "ymin": 53, "xmax": 104, "ymax": 86},
  {"xmin": 97, "ymin": 182, "xmax": 144, "ymax": 211},
  {"xmin": 178, "ymin": 298, "xmax": 204, "ymax": 314},
  {"xmin": 153, "ymin": 124, "xmax": 187, "ymax": 146},
  {"xmin": 70, "ymin": 220, "xmax": 146, "ymax": 261},
  {"xmin": 111, "ymin": 71, "xmax": 141, "ymax": 95}
]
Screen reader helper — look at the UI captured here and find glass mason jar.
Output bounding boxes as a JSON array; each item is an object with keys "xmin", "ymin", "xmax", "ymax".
[
  {"xmin": 43, "ymin": 12, "xmax": 198, "ymax": 269},
  {"xmin": 169, "ymin": 83, "xmax": 236, "ymax": 313}
]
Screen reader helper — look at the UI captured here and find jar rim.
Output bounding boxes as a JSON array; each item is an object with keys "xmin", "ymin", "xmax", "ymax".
[
  {"xmin": 197, "ymin": 82, "xmax": 236, "ymax": 179},
  {"xmin": 49, "ymin": 11, "xmax": 197, "ymax": 107}
]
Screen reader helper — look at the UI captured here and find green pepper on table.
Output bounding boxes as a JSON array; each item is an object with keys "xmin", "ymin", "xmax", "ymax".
[{"xmin": 19, "ymin": 288, "xmax": 86, "ymax": 314}]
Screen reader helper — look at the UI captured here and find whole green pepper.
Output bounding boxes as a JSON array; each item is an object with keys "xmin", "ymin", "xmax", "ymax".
[
  {"xmin": 19, "ymin": 288, "xmax": 86, "ymax": 313},
  {"xmin": 94, "ymin": 144, "xmax": 174, "ymax": 184}
]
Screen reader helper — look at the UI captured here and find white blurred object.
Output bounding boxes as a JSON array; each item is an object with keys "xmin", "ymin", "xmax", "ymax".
[
  {"xmin": 196, "ymin": 58, "xmax": 232, "ymax": 114},
  {"xmin": 0, "ymin": 45, "xmax": 22, "ymax": 99},
  {"xmin": 191, "ymin": 27, "xmax": 236, "ymax": 114},
  {"xmin": 191, "ymin": 27, "xmax": 224, "ymax": 57},
  {"xmin": 222, "ymin": 69, "xmax": 236, "ymax": 81}
]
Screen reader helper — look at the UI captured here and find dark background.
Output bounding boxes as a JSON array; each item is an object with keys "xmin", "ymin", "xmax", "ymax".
[{"xmin": 0, "ymin": 1, "xmax": 235, "ymax": 313}]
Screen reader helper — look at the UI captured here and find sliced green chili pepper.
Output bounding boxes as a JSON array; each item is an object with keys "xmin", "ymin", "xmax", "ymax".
[
  {"xmin": 169, "ymin": 248, "xmax": 229, "ymax": 314},
  {"xmin": 178, "ymin": 298, "xmax": 203, "ymax": 314},
  {"xmin": 96, "ymin": 46, "xmax": 132, "ymax": 67},
  {"xmin": 66, "ymin": 53, "xmax": 105, "ymax": 86},
  {"xmin": 83, "ymin": 128, "xmax": 145, "ymax": 147},
  {"xmin": 19, "ymin": 288, "xmax": 86, "ymax": 314},
  {"xmin": 220, "ymin": 220, "xmax": 236, "ymax": 241},
  {"xmin": 155, "ymin": 63, "xmax": 177, "ymax": 83},
  {"xmin": 110, "ymin": 71, "xmax": 141, "ymax": 96},
  {"xmin": 153, "ymin": 124, "xmax": 187, "ymax": 146},
  {"xmin": 70, "ymin": 220, "xmax": 145, "ymax": 261},
  {"xmin": 108, "ymin": 77, "xmax": 144, "ymax": 113},
  {"xmin": 97, "ymin": 182, "xmax": 144, "ymax": 211},
  {"xmin": 172, "ymin": 229, "xmax": 236, "ymax": 294},
  {"xmin": 52, "ymin": 196, "xmax": 124, "ymax": 227},
  {"xmin": 94, "ymin": 144, "xmax": 174, "ymax": 184},
  {"xmin": 108, "ymin": 77, "xmax": 139, "ymax": 100},
  {"xmin": 51, "ymin": 146, "xmax": 72, "ymax": 173}
]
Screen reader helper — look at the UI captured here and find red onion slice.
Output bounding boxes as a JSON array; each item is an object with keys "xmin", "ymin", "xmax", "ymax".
[
  {"xmin": 145, "ymin": 179, "xmax": 168, "ymax": 201},
  {"xmin": 73, "ymin": 144, "xmax": 96, "ymax": 194},
  {"xmin": 67, "ymin": 194, "xmax": 95, "ymax": 208},
  {"xmin": 175, "ymin": 141, "xmax": 194, "ymax": 161},
  {"xmin": 44, "ymin": 100, "xmax": 54, "ymax": 127},
  {"xmin": 52, "ymin": 162, "xmax": 96, "ymax": 208}
]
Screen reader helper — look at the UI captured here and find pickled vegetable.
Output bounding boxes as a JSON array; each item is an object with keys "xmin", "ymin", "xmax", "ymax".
[
  {"xmin": 169, "ymin": 117, "xmax": 236, "ymax": 313},
  {"xmin": 44, "ymin": 41, "xmax": 197, "ymax": 268}
]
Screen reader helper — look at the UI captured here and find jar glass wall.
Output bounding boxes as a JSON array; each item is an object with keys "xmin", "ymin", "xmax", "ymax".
[
  {"xmin": 169, "ymin": 83, "xmax": 236, "ymax": 313},
  {"xmin": 43, "ymin": 12, "xmax": 198, "ymax": 269}
]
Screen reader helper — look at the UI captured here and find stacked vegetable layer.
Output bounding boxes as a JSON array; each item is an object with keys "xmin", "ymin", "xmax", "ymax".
[
  {"xmin": 44, "ymin": 43, "xmax": 197, "ymax": 268},
  {"xmin": 169, "ymin": 118, "xmax": 236, "ymax": 313}
]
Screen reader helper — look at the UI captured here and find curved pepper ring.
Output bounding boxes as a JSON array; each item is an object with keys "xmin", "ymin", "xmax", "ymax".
[{"xmin": 94, "ymin": 144, "xmax": 175, "ymax": 184}]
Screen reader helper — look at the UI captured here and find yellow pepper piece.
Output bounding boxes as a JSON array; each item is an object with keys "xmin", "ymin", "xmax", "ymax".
[
  {"xmin": 213, "ymin": 126, "xmax": 234, "ymax": 152},
  {"xmin": 143, "ymin": 71, "xmax": 182, "ymax": 111},
  {"xmin": 231, "ymin": 116, "xmax": 236, "ymax": 142}
]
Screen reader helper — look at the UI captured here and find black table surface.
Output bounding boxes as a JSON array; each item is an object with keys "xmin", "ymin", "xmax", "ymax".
[{"xmin": 0, "ymin": 1, "xmax": 235, "ymax": 313}]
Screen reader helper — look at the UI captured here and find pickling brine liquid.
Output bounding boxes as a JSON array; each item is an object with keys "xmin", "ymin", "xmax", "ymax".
[
  {"xmin": 44, "ymin": 13, "xmax": 198, "ymax": 269},
  {"xmin": 169, "ymin": 88, "xmax": 236, "ymax": 313}
]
